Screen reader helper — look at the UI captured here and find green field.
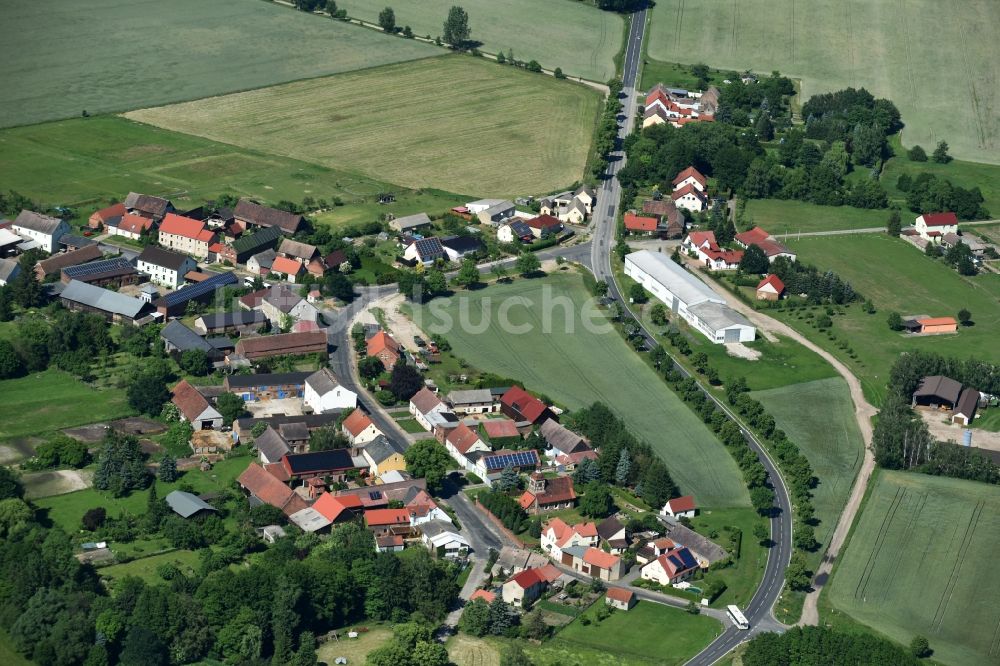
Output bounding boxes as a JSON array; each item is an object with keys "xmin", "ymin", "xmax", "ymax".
[
  {"xmin": 127, "ymin": 56, "xmax": 601, "ymax": 197},
  {"xmin": 335, "ymin": 0, "xmax": 623, "ymax": 81},
  {"xmin": 538, "ymin": 600, "xmax": 722, "ymax": 665},
  {"xmin": 0, "ymin": 116, "xmax": 466, "ymax": 229},
  {"xmin": 780, "ymin": 234, "xmax": 1000, "ymax": 401},
  {"xmin": 99, "ymin": 549, "xmax": 201, "ymax": 585},
  {"xmin": 0, "ymin": 369, "xmax": 133, "ymax": 443},
  {"xmin": 754, "ymin": 378, "xmax": 864, "ymax": 555},
  {"xmin": 646, "ymin": 0, "xmax": 1000, "ymax": 165},
  {"xmin": 743, "ymin": 199, "xmax": 890, "ymax": 234},
  {"xmin": 829, "ymin": 471, "xmax": 1000, "ymax": 665},
  {"xmin": 0, "ymin": 0, "xmax": 438, "ymax": 128},
  {"xmin": 35, "ymin": 456, "xmax": 250, "ymax": 533},
  {"xmin": 413, "ymin": 272, "xmax": 750, "ymax": 507}
]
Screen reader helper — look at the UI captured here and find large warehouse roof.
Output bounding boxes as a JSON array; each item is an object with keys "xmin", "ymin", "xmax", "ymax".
[
  {"xmin": 686, "ymin": 301, "xmax": 753, "ymax": 331},
  {"xmin": 625, "ymin": 250, "xmax": 723, "ymax": 307}
]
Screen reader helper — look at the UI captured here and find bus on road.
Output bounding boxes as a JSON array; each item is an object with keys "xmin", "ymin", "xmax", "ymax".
[{"xmin": 726, "ymin": 605, "xmax": 749, "ymax": 630}]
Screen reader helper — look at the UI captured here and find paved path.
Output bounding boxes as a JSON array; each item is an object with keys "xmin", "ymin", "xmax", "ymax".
[
  {"xmin": 691, "ymin": 270, "xmax": 877, "ymax": 627},
  {"xmin": 781, "ymin": 217, "xmax": 1000, "ymax": 238}
]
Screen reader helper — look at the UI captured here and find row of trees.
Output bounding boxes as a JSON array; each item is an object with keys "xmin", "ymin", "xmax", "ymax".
[
  {"xmin": 744, "ymin": 626, "xmax": 926, "ymax": 665},
  {"xmin": 766, "ymin": 256, "xmax": 862, "ymax": 305},
  {"xmin": 897, "ymin": 171, "xmax": 989, "ymax": 220},
  {"xmin": 591, "ymin": 79, "xmax": 624, "ymax": 177}
]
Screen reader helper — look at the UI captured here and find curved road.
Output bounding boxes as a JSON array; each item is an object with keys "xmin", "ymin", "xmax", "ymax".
[{"xmin": 590, "ymin": 11, "xmax": 794, "ymax": 663}]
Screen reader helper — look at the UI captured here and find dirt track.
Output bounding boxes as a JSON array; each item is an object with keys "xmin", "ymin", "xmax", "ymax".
[{"xmin": 694, "ymin": 270, "xmax": 876, "ymax": 626}]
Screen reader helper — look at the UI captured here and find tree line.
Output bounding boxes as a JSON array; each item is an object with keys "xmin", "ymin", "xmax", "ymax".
[{"xmin": 744, "ymin": 626, "xmax": 924, "ymax": 665}]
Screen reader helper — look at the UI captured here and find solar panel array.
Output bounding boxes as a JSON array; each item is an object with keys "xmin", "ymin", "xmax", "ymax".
[
  {"xmin": 62, "ymin": 257, "xmax": 135, "ymax": 279},
  {"xmin": 484, "ymin": 450, "xmax": 538, "ymax": 471},
  {"xmin": 157, "ymin": 271, "xmax": 238, "ymax": 307}
]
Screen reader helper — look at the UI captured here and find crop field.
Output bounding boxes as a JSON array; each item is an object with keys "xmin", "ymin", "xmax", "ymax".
[
  {"xmin": 0, "ymin": 370, "xmax": 133, "ymax": 445},
  {"xmin": 829, "ymin": 471, "xmax": 1000, "ymax": 665},
  {"xmin": 126, "ymin": 56, "xmax": 601, "ymax": 197},
  {"xmin": 754, "ymin": 378, "xmax": 864, "ymax": 554},
  {"xmin": 780, "ymin": 234, "xmax": 1000, "ymax": 400},
  {"xmin": 538, "ymin": 601, "xmax": 722, "ymax": 665},
  {"xmin": 0, "ymin": 116, "xmax": 466, "ymax": 229},
  {"xmin": 412, "ymin": 272, "xmax": 750, "ymax": 507},
  {"xmin": 646, "ymin": 0, "xmax": 1000, "ymax": 165},
  {"xmin": 335, "ymin": 0, "xmax": 622, "ymax": 81},
  {"xmin": 0, "ymin": 0, "xmax": 438, "ymax": 128},
  {"xmin": 743, "ymin": 199, "xmax": 889, "ymax": 235}
]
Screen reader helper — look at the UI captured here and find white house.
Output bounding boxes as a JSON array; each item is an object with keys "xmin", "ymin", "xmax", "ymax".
[
  {"xmin": 660, "ymin": 495, "xmax": 697, "ymax": 519},
  {"xmin": 0, "ymin": 258, "xmax": 21, "ymax": 287},
  {"xmin": 672, "ymin": 166, "xmax": 707, "ymax": 193},
  {"xmin": 13, "ymin": 210, "xmax": 70, "ymax": 253},
  {"xmin": 448, "ymin": 389, "xmax": 495, "ymax": 414},
  {"xmin": 409, "ymin": 387, "xmax": 450, "ymax": 431},
  {"xmin": 540, "ymin": 518, "xmax": 598, "ymax": 559},
  {"xmin": 444, "ymin": 423, "xmax": 491, "ymax": 472},
  {"xmin": 671, "ymin": 184, "xmax": 708, "ymax": 213},
  {"xmin": 640, "ymin": 547, "xmax": 700, "ymax": 585},
  {"xmin": 260, "ymin": 286, "xmax": 320, "ymax": 328},
  {"xmin": 136, "ymin": 246, "xmax": 197, "ymax": 289},
  {"xmin": 420, "ymin": 520, "xmax": 470, "ymax": 557},
  {"xmin": 303, "ymin": 368, "xmax": 357, "ymax": 413},
  {"xmin": 341, "ymin": 408, "xmax": 383, "ymax": 446},
  {"xmin": 403, "ymin": 237, "xmax": 446, "ymax": 266},
  {"xmin": 915, "ymin": 212, "xmax": 959, "ymax": 241},
  {"xmin": 625, "ymin": 250, "xmax": 756, "ymax": 343}
]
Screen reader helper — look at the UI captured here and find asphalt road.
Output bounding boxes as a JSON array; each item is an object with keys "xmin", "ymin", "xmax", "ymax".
[{"xmin": 586, "ymin": 10, "xmax": 793, "ymax": 663}]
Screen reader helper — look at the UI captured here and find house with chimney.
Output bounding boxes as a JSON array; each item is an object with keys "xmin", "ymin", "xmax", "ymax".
[{"xmin": 519, "ymin": 473, "xmax": 577, "ymax": 514}]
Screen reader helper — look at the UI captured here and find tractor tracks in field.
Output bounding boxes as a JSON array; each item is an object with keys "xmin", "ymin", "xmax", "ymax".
[{"xmin": 930, "ymin": 500, "xmax": 984, "ymax": 632}]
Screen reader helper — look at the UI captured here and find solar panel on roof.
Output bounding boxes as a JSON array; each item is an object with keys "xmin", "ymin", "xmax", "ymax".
[
  {"xmin": 369, "ymin": 491, "xmax": 382, "ymax": 500},
  {"xmin": 485, "ymin": 450, "xmax": 537, "ymax": 470},
  {"xmin": 62, "ymin": 257, "xmax": 135, "ymax": 278},
  {"xmin": 158, "ymin": 272, "xmax": 237, "ymax": 307}
]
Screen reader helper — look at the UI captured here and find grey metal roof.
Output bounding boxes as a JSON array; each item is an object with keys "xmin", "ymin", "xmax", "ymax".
[
  {"xmin": 60, "ymin": 280, "xmax": 146, "ymax": 318},
  {"xmin": 161, "ymin": 320, "xmax": 213, "ymax": 352},
  {"xmin": 0, "ymin": 258, "xmax": 20, "ymax": 283},
  {"xmin": 686, "ymin": 301, "xmax": 753, "ymax": 331},
  {"xmin": 288, "ymin": 507, "xmax": 331, "ymax": 532},
  {"xmin": 137, "ymin": 246, "xmax": 192, "ymax": 271},
  {"xmin": 198, "ymin": 310, "xmax": 267, "ymax": 329},
  {"xmin": 449, "ymin": 389, "xmax": 493, "ymax": 406},
  {"xmin": 305, "ymin": 367, "xmax": 341, "ymax": 395},
  {"xmin": 625, "ymin": 250, "xmax": 723, "ymax": 307},
  {"xmin": 420, "ymin": 519, "xmax": 461, "ymax": 539},
  {"xmin": 390, "ymin": 212, "xmax": 432, "ymax": 230},
  {"xmin": 914, "ymin": 376, "xmax": 963, "ymax": 405},
  {"xmin": 483, "ymin": 200, "xmax": 515, "ymax": 216},
  {"xmin": 255, "ymin": 427, "xmax": 291, "ymax": 462},
  {"xmin": 165, "ymin": 490, "xmax": 216, "ymax": 518}
]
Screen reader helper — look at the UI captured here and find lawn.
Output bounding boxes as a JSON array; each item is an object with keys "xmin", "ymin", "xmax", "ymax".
[
  {"xmin": 99, "ymin": 549, "xmax": 201, "ymax": 585},
  {"xmin": 335, "ymin": 0, "xmax": 623, "ymax": 82},
  {"xmin": 393, "ymin": 417, "xmax": 428, "ymax": 434},
  {"xmin": 743, "ymin": 199, "xmax": 890, "ymax": 235},
  {"xmin": 35, "ymin": 456, "xmax": 251, "ymax": 534},
  {"xmin": 0, "ymin": 630, "xmax": 31, "ymax": 666},
  {"xmin": 125, "ymin": 55, "xmax": 603, "ymax": 197},
  {"xmin": 0, "ymin": 0, "xmax": 438, "ymax": 128},
  {"xmin": 542, "ymin": 600, "xmax": 722, "ymax": 665},
  {"xmin": 779, "ymin": 234, "xmax": 1000, "ymax": 401},
  {"xmin": 646, "ymin": 0, "xmax": 1000, "ymax": 165},
  {"xmin": 753, "ymin": 378, "xmax": 865, "ymax": 559},
  {"xmin": 0, "ymin": 369, "xmax": 133, "ymax": 443},
  {"xmin": 972, "ymin": 408, "xmax": 1000, "ymax": 433},
  {"xmin": 828, "ymin": 470, "xmax": 1000, "ymax": 666},
  {"xmin": 0, "ymin": 115, "xmax": 466, "ymax": 229},
  {"xmin": 317, "ymin": 627, "xmax": 392, "ymax": 665},
  {"xmin": 412, "ymin": 272, "xmax": 749, "ymax": 507},
  {"xmin": 685, "ymin": 507, "xmax": 769, "ymax": 608},
  {"xmin": 448, "ymin": 635, "xmax": 501, "ymax": 666}
]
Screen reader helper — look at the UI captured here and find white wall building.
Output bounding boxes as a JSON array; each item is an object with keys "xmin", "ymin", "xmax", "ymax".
[
  {"xmin": 625, "ymin": 250, "xmax": 755, "ymax": 344},
  {"xmin": 13, "ymin": 211, "xmax": 70, "ymax": 253},
  {"xmin": 303, "ymin": 368, "xmax": 357, "ymax": 413}
]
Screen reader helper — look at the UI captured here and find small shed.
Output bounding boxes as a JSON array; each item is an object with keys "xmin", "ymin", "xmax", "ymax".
[{"xmin": 165, "ymin": 490, "xmax": 217, "ymax": 518}]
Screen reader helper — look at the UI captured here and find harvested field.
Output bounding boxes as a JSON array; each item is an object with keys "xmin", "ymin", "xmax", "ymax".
[
  {"xmin": 22, "ymin": 470, "xmax": 93, "ymax": 500},
  {"xmin": 125, "ymin": 56, "xmax": 602, "ymax": 196},
  {"xmin": 0, "ymin": 0, "xmax": 438, "ymax": 127}
]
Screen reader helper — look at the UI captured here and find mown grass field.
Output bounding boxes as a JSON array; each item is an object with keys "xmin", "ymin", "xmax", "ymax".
[
  {"xmin": 0, "ymin": 369, "xmax": 133, "ymax": 443},
  {"xmin": 125, "ymin": 56, "xmax": 602, "ymax": 197},
  {"xmin": 412, "ymin": 272, "xmax": 750, "ymax": 507},
  {"xmin": 539, "ymin": 600, "xmax": 722, "ymax": 665},
  {"xmin": 99, "ymin": 549, "xmax": 201, "ymax": 585},
  {"xmin": 829, "ymin": 471, "xmax": 1000, "ymax": 666},
  {"xmin": 335, "ymin": 0, "xmax": 622, "ymax": 81},
  {"xmin": 780, "ymin": 234, "xmax": 1000, "ymax": 402},
  {"xmin": 448, "ymin": 635, "xmax": 501, "ymax": 666},
  {"xmin": 753, "ymin": 378, "xmax": 864, "ymax": 556},
  {"xmin": 0, "ymin": 116, "xmax": 466, "ymax": 229},
  {"xmin": 317, "ymin": 628, "xmax": 393, "ymax": 665},
  {"xmin": 743, "ymin": 199, "xmax": 890, "ymax": 234},
  {"xmin": 0, "ymin": 0, "xmax": 438, "ymax": 128},
  {"xmin": 646, "ymin": 0, "xmax": 1000, "ymax": 165}
]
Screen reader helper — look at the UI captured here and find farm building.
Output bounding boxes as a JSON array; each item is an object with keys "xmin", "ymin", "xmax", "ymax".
[
  {"xmin": 217, "ymin": 225, "xmax": 283, "ymax": 265},
  {"xmin": 624, "ymin": 211, "xmax": 659, "ymax": 235},
  {"xmin": 388, "ymin": 212, "xmax": 432, "ymax": 233},
  {"xmin": 914, "ymin": 212, "xmax": 958, "ymax": 241},
  {"xmin": 342, "ymin": 409, "xmax": 384, "ymax": 446},
  {"xmin": 124, "ymin": 192, "xmax": 173, "ymax": 221},
  {"xmin": 0, "ymin": 259, "xmax": 20, "ymax": 286},
  {"xmin": 223, "ymin": 371, "xmax": 311, "ymax": 401},
  {"xmin": 233, "ymin": 330, "xmax": 327, "ymax": 360},
  {"xmin": 153, "ymin": 271, "xmax": 238, "ymax": 317},
  {"xmin": 911, "ymin": 375, "xmax": 981, "ymax": 425},
  {"xmin": 500, "ymin": 386, "xmax": 554, "ymax": 425},
  {"xmin": 165, "ymin": 491, "xmax": 216, "ymax": 519},
  {"xmin": 447, "ymin": 388, "xmax": 495, "ymax": 414},
  {"xmin": 89, "ymin": 203, "xmax": 126, "ymax": 230},
  {"xmin": 171, "ymin": 380, "xmax": 223, "ymax": 431},
  {"xmin": 194, "ymin": 310, "xmax": 267, "ymax": 336},
  {"xmin": 61, "ymin": 257, "xmax": 140, "ymax": 288},
  {"xmin": 605, "ymin": 587, "xmax": 636, "ymax": 611},
  {"xmin": 915, "ymin": 317, "xmax": 957, "ymax": 334},
  {"xmin": 13, "ymin": 210, "xmax": 70, "ymax": 253},
  {"xmin": 35, "ymin": 244, "xmax": 103, "ymax": 280},
  {"xmin": 660, "ymin": 495, "xmax": 697, "ymax": 519},
  {"xmin": 157, "ymin": 213, "xmax": 215, "ymax": 259},
  {"xmin": 59, "ymin": 280, "xmax": 147, "ymax": 325},
  {"xmin": 625, "ymin": 250, "xmax": 755, "ymax": 343},
  {"xmin": 756, "ymin": 275, "xmax": 785, "ymax": 301},
  {"xmin": 234, "ymin": 199, "xmax": 303, "ymax": 235}
]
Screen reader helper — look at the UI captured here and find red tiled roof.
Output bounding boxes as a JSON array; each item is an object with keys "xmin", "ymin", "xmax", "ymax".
[
  {"xmin": 624, "ymin": 212, "xmax": 658, "ymax": 232},
  {"xmin": 605, "ymin": 587, "xmax": 634, "ymax": 603},
  {"xmin": 342, "ymin": 408, "xmax": 375, "ymax": 438},
  {"xmin": 665, "ymin": 495, "xmax": 697, "ymax": 513},
  {"xmin": 735, "ymin": 226, "xmax": 770, "ymax": 246},
  {"xmin": 508, "ymin": 568, "xmax": 543, "ymax": 589},
  {"xmin": 239, "ymin": 288, "xmax": 269, "ymax": 309},
  {"xmin": 117, "ymin": 213, "xmax": 153, "ymax": 236},
  {"xmin": 264, "ymin": 462, "xmax": 291, "ymax": 482},
  {"xmin": 234, "ymin": 330, "xmax": 327, "ymax": 359},
  {"xmin": 447, "ymin": 423, "xmax": 484, "ymax": 455},
  {"xmin": 671, "ymin": 183, "xmax": 707, "ymax": 201},
  {"xmin": 482, "ymin": 419, "xmax": 519, "ymax": 439},
  {"xmin": 921, "ymin": 212, "xmax": 958, "ymax": 227},
  {"xmin": 313, "ymin": 492, "xmax": 355, "ymax": 522},
  {"xmin": 159, "ymin": 213, "xmax": 209, "ymax": 241},
  {"xmin": 703, "ymin": 248, "xmax": 743, "ymax": 264},
  {"xmin": 366, "ymin": 331, "xmax": 400, "ymax": 358},
  {"xmin": 536, "ymin": 564, "xmax": 562, "ymax": 583},
  {"xmin": 754, "ymin": 238, "xmax": 793, "ymax": 257},
  {"xmin": 333, "ymin": 493, "xmax": 364, "ymax": 509},
  {"xmin": 756, "ymin": 275, "xmax": 785, "ymax": 293},
  {"xmin": 583, "ymin": 548, "xmax": 620, "ymax": 570},
  {"xmin": 171, "ymin": 380, "xmax": 212, "ymax": 423},
  {"xmin": 271, "ymin": 256, "xmax": 303, "ymax": 275},
  {"xmin": 518, "ymin": 491, "xmax": 536, "ymax": 510},
  {"xmin": 533, "ymin": 476, "xmax": 577, "ymax": 506},
  {"xmin": 376, "ymin": 534, "xmax": 404, "ymax": 548},
  {"xmin": 500, "ymin": 386, "xmax": 548, "ymax": 423},
  {"xmin": 208, "ymin": 242, "xmax": 224, "ymax": 253},
  {"xmin": 526, "ymin": 214, "xmax": 562, "ymax": 230},
  {"xmin": 364, "ymin": 508, "xmax": 411, "ymax": 527},
  {"xmin": 469, "ymin": 589, "xmax": 496, "ymax": 603},
  {"xmin": 686, "ymin": 230, "xmax": 716, "ymax": 247},
  {"xmin": 238, "ymin": 463, "xmax": 302, "ymax": 515},
  {"xmin": 91, "ymin": 203, "xmax": 126, "ymax": 222},
  {"xmin": 917, "ymin": 317, "xmax": 957, "ymax": 326},
  {"xmin": 672, "ymin": 166, "xmax": 707, "ymax": 187}
]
